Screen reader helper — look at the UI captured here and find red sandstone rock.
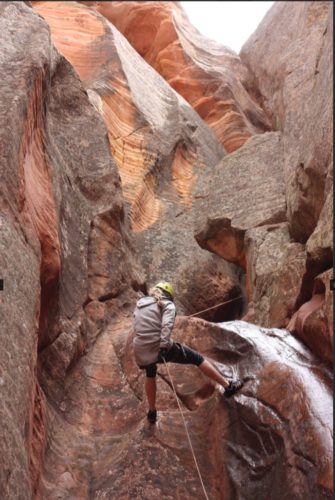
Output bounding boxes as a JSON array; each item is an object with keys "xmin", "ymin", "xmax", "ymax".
[
  {"xmin": 36, "ymin": 316, "xmax": 333, "ymax": 498},
  {"xmin": 75, "ymin": 0, "xmax": 272, "ymax": 152},
  {"xmin": 0, "ymin": 2, "xmax": 141, "ymax": 496},
  {"xmin": 240, "ymin": 1, "xmax": 333, "ymax": 243},
  {"xmin": 32, "ymin": 1, "xmax": 244, "ymax": 317},
  {"xmin": 244, "ymin": 223, "xmax": 307, "ymax": 328},
  {"xmin": 194, "ymin": 132, "xmax": 286, "ymax": 269},
  {"xmin": 1, "ymin": 1, "xmax": 333, "ymax": 498},
  {"xmin": 287, "ymin": 268, "xmax": 333, "ymax": 365}
]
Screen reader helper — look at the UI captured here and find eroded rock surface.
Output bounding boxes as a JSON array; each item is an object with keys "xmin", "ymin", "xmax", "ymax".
[
  {"xmin": 37, "ymin": 317, "xmax": 333, "ymax": 499},
  {"xmin": 244, "ymin": 223, "xmax": 306, "ymax": 328},
  {"xmin": 194, "ymin": 132, "xmax": 286, "ymax": 269},
  {"xmin": 1, "ymin": 1, "xmax": 333, "ymax": 498},
  {"xmin": 76, "ymin": 0, "xmax": 272, "ymax": 152},
  {"xmin": 240, "ymin": 1, "xmax": 333, "ymax": 243},
  {"xmin": 0, "ymin": 2, "xmax": 141, "ymax": 497},
  {"xmin": 32, "ymin": 1, "xmax": 244, "ymax": 315}
]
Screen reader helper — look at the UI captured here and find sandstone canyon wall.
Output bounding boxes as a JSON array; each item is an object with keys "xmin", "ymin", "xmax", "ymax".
[{"xmin": 0, "ymin": 1, "xmax": 333, "ymax": 499}]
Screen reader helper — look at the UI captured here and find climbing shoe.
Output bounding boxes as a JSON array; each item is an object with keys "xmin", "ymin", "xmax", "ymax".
[
  {"xmin": 147, "ymin": 409, "xmax": 157, "ymax": 424},
  {"xmin": 224, "ymin": 379, "xmax": 244, "ymax": 398}
]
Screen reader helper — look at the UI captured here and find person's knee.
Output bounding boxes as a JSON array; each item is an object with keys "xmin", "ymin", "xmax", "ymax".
[{"xmin": 196, "ymin": 355, "xmax": 205, "ymax": 367}]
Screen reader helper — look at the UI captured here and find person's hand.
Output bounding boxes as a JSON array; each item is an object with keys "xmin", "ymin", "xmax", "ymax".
[{"xmin": 159, "ymin": 347, "xmax": 169, "ymax": 360}]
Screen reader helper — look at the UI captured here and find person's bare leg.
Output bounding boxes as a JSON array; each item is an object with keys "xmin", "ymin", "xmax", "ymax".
[
  {"xmin": 145, "ymin": 376, "xmax": 157, "ymax": 410},
  {"xmin": 198, "ymin": 359, "xmax": 229, "ymax": 388}
]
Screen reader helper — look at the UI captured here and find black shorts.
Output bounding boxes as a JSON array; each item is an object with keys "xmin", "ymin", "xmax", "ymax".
[{"xmin": 141, "ymin": 342, "xmax": 204, "ymax": 378}]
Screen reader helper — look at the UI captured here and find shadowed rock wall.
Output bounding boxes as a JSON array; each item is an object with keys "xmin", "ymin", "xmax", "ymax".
[{"xmin": 0, "ymin": 2, "xmax": 142, "ymax": 496}]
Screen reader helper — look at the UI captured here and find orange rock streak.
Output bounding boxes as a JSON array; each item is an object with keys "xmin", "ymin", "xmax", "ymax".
[
  {"xmin": 85, "ymin": 1, "xmax": 267, "ymax": 152},
  {"xmin": 33, "ymin": 1, "xmax": 163, "ymax": 232},
  {"xmin": 19, "ymin": 70, "xmax": 61, "ymax": 349}
]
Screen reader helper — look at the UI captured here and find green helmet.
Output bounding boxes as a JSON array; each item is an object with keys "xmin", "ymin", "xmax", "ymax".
[{"xmin": 155, "ymin": 281, "xmax": 174, "ymax": 299}]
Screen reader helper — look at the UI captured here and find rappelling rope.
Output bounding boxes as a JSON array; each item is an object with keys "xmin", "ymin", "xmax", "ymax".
[
  {"xmin": 163, "ymin": 358, "xmax": 210, "ymax": 500},
  {"xmin": 159, "ymin": 294, "xmax": 243, "ymax": 498},
  {"xmin": 188, "ymin": 295, "xmax": 243, "ymax": 317}
]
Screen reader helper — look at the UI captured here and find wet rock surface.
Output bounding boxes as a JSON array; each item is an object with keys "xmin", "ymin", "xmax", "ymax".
[{"xmin": 36, "ymin": 317, "xmax": 333, "ymax": 499}]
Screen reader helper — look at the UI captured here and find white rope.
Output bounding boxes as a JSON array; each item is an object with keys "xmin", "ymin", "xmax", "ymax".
[
  {"xmin": 163, "ymin": 359, "xmax": 210, "ymax": 500},
  {"xmin": 188, "ymin": 295, "xmax": 243, "ymax": 318}
]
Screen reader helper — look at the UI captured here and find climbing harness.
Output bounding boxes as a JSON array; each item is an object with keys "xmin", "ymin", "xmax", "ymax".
[
  {"xmin": 189, "ymin": 295, "xmax": 243, "ymax": 317},
  {"xmin": 163, "ymin": 358, "xmax": 210, "ymax": 500}
]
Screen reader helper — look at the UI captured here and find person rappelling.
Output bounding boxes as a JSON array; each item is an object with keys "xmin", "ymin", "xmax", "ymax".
[{"xmin": 133, "ymin": 281, "xmax": 244, "ymax": 423}]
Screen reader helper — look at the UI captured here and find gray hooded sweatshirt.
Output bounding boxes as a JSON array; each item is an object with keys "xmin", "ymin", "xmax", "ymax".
[{"xmin": 133, "ymin": 296, "xmax": 176, "ymax": 366}]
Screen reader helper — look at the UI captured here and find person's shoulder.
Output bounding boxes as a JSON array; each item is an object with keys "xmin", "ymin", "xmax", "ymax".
[
  {"xmin": 162, "ymin": 299, "xmax": 176, "ymax": 311},
  {"xmin": 135, "ymin": 296, "xmax": 156, "ymax": 308}
]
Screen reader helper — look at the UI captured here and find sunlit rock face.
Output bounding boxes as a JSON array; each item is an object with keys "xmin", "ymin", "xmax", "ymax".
[
  {"xmin": 76, "ymin": 0, "xmax": 272, "ymax": 152},
  {"xmin": 32, "ymin": 1, "xmax": 244, "ymax": 315}
]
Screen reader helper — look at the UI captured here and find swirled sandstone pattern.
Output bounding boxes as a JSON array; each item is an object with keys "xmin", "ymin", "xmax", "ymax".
[
  {"xmin": 33, "ymin": 1, "xmax": 244, "ymax": 314},
  {"xmin": 0, "ymin": 2, "xmax": 142, "ymax": 496},
  {"xmin": 76, "ymin": 0, "xmax": 272, "ymax": 152}
]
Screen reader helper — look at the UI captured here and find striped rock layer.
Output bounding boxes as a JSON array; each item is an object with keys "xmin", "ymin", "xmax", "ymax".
[{"xmin": 77, "ymin": 0, "xmax": 272, "ymax": 152}]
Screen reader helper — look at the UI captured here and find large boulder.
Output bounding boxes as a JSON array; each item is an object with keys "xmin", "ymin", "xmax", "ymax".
[
  {"xmin": 75, "ymin": 0, "xmax": 272, "ymax": 152},
  {"xmin": 240, "ymin": 1, "xmax": 333, "ymax": 243},
  {"xmin": 194, "ymin": 132, "xmax": 286, "ymax": 269}
]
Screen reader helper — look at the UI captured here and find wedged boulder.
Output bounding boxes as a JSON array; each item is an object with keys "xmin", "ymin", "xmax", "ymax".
[
  {"xmin": 195, "ymin": 132, "xmax": 286, "ymax": 268},
  {"xmin": 244, "ymin": 223, "xmax": 306, "ymax": 328},
  {"xmin": 33, "ymin": 1, "xmax": 244, "ymax": 316},
  {"xmin": 240, "ymin": 1, "xmax": 333, "ymax": 242},
  {"xmin": 75, "ymin": 0, "xmax": 272, "ymax": 152},
  {"xmin": 37, "ymin": 316, "xmax": 333, "ymax": 499}
]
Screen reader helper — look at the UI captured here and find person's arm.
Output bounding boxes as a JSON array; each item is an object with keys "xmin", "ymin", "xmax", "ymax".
[{"xmin": 160, "ymin": 301, "xmax": 176, "ymax": 349}]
